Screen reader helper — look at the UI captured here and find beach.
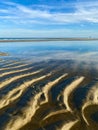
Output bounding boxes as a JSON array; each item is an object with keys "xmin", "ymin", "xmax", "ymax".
[{"xmin": 0, "ymin": 41, "xmax": 98, "ymax": 130}]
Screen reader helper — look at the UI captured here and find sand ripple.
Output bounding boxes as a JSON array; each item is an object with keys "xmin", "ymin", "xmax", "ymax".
[{"xmin": 0, "ymin": 60, "xmax": 98, "ymax": 130}]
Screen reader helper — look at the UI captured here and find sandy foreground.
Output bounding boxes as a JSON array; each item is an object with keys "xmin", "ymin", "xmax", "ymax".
[{"xmin": 0, "ymin": 59, "xmax": 98, "ymax": 130}]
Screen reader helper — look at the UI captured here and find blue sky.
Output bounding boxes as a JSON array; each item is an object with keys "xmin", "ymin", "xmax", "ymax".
[{"xmin": 0, "ymin": 0, "xmax": 98, "ymax": 37}]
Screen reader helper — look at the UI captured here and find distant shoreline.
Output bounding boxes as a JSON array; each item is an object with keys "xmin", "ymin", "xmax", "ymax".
[{"xmin": 0, "ymin": 38, "xmax": 98, "ymax": 42}]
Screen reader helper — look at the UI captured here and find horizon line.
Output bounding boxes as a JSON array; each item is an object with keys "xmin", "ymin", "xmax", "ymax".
[{"xmin": 0, "ymin": 37, "xmax": 98, "ymax": 42}]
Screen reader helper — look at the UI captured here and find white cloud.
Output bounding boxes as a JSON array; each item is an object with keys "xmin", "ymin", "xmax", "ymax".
[{"xmin": 1, "ymin": 1, "xmax": 98, "ymax": 25}]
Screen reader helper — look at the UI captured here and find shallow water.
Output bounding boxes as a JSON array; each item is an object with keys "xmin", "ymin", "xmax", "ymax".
[{"xmin": 0, "ymin": 41, "xmax": 98, "ymax": 60}]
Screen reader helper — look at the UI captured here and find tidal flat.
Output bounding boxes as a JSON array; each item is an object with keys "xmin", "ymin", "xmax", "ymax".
[{"xmin": 0, "ymin": 41, "xmax": 98, "ymax": 130}]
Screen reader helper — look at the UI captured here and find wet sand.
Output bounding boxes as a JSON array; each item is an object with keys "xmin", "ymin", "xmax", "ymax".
[
  {"xmin": 0, "ymin": 59, "xmax": 98, "ymax": 130},
  {"xmin": 0, "ymin": 52, "xmax": 9, "ymax": 56}
]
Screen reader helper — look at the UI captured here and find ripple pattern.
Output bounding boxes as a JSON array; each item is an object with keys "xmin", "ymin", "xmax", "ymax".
[{"xmin": 0, "ymin": 59, "xmax": 98, "ymax": 130}]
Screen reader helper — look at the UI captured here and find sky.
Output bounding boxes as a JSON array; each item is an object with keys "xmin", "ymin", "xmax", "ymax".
[{"xmin": 0, "ymin": 0, "xmax": 98, "ymax": 37}]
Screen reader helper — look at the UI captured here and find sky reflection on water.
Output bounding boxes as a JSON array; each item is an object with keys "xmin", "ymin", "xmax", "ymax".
[{"xmin": 0, "ymin": 41, "xmax": 98, "ymax": 63}]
